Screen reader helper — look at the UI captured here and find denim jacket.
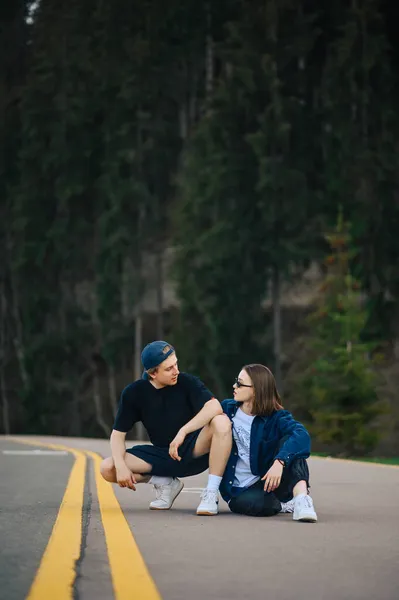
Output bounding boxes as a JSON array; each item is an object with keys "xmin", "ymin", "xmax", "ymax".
[{"xmin": 220, "ymin": 399, "xmax": 311, "ymax": 502}]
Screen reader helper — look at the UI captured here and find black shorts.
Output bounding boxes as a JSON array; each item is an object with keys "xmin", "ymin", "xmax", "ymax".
[{"xmin": 126, "ymin": 429, "xmax": 209, "ymax": 478}]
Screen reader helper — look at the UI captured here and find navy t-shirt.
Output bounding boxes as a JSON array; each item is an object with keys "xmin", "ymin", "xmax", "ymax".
[{"xmin": 113, "ymin": 372, "xmax": 214, "ymax": 447}]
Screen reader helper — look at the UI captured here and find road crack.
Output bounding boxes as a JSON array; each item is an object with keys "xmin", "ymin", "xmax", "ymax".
[{"xmin": 73, "ymin": 454, "xmax": 92, "ymax": 600}]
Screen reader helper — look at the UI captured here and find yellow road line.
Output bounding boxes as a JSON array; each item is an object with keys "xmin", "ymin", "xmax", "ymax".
[
  {"xmin": 7, "ymin": 438, "xmax": 162, "ymax": 599},
  {"xmin": 8, "ymin": 438, "xmax": 85, "ymax": 600},
  {"xmin": 87, "ymin": 450, "xmax": 162, "ymax": 600}
]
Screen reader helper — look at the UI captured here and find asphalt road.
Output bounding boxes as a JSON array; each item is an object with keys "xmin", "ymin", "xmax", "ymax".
[
  {"xmin": 0, "ymin": 438, "xmax": 74, "ymax": 600},
  {"xmin": 1, "ymin": 435, "xmax": 398, "ymax": 600}
]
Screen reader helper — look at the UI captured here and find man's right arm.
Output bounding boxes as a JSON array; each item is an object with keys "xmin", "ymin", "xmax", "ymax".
[
  {"xmin": 110, "ymin": 430, "xmax": 137, "ymax": 489},
  {"xmin": 110, "ymin": 429, "xmax": 128, "ymax": 469},
  {"xmin": 110, "ymin": 384, "xmax": 140, "ymax": 489}
]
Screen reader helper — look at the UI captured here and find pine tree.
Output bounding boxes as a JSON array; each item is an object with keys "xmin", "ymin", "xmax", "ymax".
[
  {"xmin": 301, "ymin": 214, "xmax": 386, "ymax": 456},
  {"xmin": 246, "ymin": 0, "xmax": 319, "ymax": 387},
  {"xmin": 10, "ymin": 0, "xmax": 101, "ymax": 433},
  {"xmin": 0, "ymin": 0, "xmax": 31, "ymax": 433},
  {"xmin": 320, "ymin": 0, "xmax": 399, "ymax": 339},
  {"xmin": 173, "ymin": 0, "xmax": 320, "ymax": 394},
  {"xmin": 173, "ymin": 104, "xmax": 267, "ymax": 398}
]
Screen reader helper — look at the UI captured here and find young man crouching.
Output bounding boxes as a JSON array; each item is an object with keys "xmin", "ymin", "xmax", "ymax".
[{"xmin": 100, "ymin": 340, "xmax": 232, "ymax": 515}]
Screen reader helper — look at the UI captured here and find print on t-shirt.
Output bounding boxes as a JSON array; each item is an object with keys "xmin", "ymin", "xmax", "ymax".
[
  {"xmin": 231, "ymin": 408, "xmax": 260, "ymax": 489},
  {"xmin": 233, "ymin": 423, "xmax": 251, "ymax": 462}
]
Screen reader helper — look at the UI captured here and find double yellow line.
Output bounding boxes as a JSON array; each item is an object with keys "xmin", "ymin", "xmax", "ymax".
[{"xmin": 10, "ymin": 438, "xmax": 161, "ymax": 600}]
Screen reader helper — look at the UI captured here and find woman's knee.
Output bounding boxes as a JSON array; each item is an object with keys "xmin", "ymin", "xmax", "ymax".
[
  {"xmin": 229, "ymin": 500, "xmax": 278, "ymax": 517},
  {"xmin": 229, "ymin": 492, "xmax": 280, "ymax": 517},
  {"xmin": 100, "ymin": 457, "xmax": 116, "ymax": 481},
  {"xmin": 210, "ymin": 414, "xmax": 232, "ymax": 435}
]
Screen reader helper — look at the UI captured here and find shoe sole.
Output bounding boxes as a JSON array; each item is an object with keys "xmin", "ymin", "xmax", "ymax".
[
  {"xmin": 149, "ymin": 481, "xmax": 184, "ymax": 510},
  {"xmin": 196, "ymin": 510, "xmax": 218, "ymax": 516},
  {"xmin": 293, "ymin": 514, "xmax": 318, "ymax": 523}
]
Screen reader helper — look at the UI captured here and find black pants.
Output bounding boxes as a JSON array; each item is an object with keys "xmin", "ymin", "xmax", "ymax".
[{"xmin": 228, "ymin": 457, "xmax": 309, "ymax": 517}]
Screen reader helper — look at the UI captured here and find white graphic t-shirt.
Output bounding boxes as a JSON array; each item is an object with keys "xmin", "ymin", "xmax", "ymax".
[{"xmin": 232, "ymin": 407, "xmax": 260, "ymax": 488}]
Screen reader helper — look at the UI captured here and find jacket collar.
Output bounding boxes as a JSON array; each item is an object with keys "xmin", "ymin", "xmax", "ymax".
[
  {"xmin": 223, "ymin": 399, "xmax": 240, "ymax": 418},
  {"xmin": 224, "ymin": 398, "xmax": 274, "ymax": 423}
]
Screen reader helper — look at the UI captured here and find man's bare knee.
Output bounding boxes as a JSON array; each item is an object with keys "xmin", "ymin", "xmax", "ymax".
[
  {"xmin": 100, "ymin": 457, "xmax": 116, "ymax": 482},
  {"xmin": 210, "ymin": 414, "xmax": 232, "ymax": 435}
]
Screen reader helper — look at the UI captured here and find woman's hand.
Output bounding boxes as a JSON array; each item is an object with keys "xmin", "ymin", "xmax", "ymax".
[
  {"xmin": 169, "ymin": 429, "xmax": 186, "ymax": 461},
  {"xmin": 261, "ymin": 460, "xmax": 283, "ymax": 492}
]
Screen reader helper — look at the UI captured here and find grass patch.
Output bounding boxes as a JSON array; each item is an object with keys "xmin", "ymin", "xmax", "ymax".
[{"xmin": 312, "ymin": 453, "xmax": 399, "ymax": 466}]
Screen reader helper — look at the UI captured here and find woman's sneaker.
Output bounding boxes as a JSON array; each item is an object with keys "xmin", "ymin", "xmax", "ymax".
[
  {"xmin": 149, "ymin": 478, "xmax": 184, "ymax": 510},
  {"xmin": 196, "ymin": 489, "xmax": 219, "ymax": 515},
  {"xmin": 293, "ymin": 494, "xmax": 318, "ymax": 522},
  {"xmin": 279, "ymin": 498, "xmax": 295, "ymax": 513}
]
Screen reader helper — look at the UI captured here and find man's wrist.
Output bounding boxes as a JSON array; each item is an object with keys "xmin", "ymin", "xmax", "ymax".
[{"xmin": 275, "ymin": 458, "xmax": 286, "ymax": 468}]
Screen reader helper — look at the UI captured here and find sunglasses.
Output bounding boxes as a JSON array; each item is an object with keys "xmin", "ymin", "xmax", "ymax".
[{"xmin": 234, "ymin": 377, "xmax": 253, "ymax": 388}]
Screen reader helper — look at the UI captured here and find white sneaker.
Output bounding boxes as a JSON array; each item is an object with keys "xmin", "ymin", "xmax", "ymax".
[
  {"xmin": 280, "ymin": 498, "xmax": 295, "ymax": 513},
  {"xmin": 149, "ymin": 478, "xmax": 184, "ymax": 510},
  {"xmin": 293, "ymin": 494, "xmax": 318, "ymax": 522},
  {"xmin": 196, "ymin": 489, "xmax": 219, "ymax": 515}
]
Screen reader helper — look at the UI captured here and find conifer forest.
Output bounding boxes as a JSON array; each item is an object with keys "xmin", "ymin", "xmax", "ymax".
[{"xmin": 1, "ymin": 1, "xmax": 399, "ymax": 455}]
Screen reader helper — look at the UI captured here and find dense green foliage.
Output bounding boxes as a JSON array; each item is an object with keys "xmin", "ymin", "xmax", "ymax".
[
  {"xmin": 1, "ymin": 1, "xmax": 398, "ymax": 452},
  {"xmin": 298, "ymin": 216, "xmax": 387, "ymax": 455}
]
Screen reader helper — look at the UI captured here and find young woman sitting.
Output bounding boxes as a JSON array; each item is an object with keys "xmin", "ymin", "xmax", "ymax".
[{"xmin": 220, "ymin": 363, "xmax": 318, "ymax": 522}]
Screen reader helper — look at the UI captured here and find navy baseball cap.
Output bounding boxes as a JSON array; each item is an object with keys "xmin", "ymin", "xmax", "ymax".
[{"xmin": 141, "ymin": 341, "xmax": 175, "ymax": 375}]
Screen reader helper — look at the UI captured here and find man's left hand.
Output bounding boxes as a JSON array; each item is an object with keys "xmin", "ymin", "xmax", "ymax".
[{"xmin": 169, "ymin": 429, "xmax": 186, "ymax": 461}]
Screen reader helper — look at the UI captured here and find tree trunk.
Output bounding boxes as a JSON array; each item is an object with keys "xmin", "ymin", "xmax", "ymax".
[
  {"xmin": 156, "ymin": 246, "xmax": 164, "ymax": 339},
  {"xmin": 0, "ymin": 283, "xmax": 10, "ymax": 433},
  {"xmin": 8, "ymin": 249, "xmax": 29, "ymax": 392},
  {"xmin": 179, "ymin": 101, "xmax": 188, "ymax": 140},
  {"xmin": 272, "ymin": 266, "xmax": 282, "ymax": 392},
  {"xmin": 107, "ymin": 363, "xmax": 117, "ymax": 419},
  {"xmin": 134, "ymin": 311, "xmax": 142, "ymax": 380},
  {"xmin": 70, "ymin": 391, "xmax": 82, "ymax": 437},
  {"xmin": 189, "ymin": 71, "xmax": 198, "ymax": 127},
  {"xmin": 134, "ymin": 117, "xmax": 148, "ymax": 441},
  {"xmin": 194, "ymin": 294, "xmax": 226, "ymax": 398},
  {"xmin": 92, "ymin": 364, "xmax": 111, "ymax": 438},
  {"xmin": 205, "ymin": 2, "xmax": 214, "ymax": 102},
  {"xmin": 90, "ymin": 280, "xmax": 110, "ymax": 437},
  {"xmin": 134, "ymin": 309, "xmax": 145, "ymax": 440},
  {"xmin": 0, "ymin": 366, "xmax": 10, "ymax": 434}
]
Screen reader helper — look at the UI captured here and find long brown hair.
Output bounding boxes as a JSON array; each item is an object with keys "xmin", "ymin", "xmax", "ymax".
[{"xmin": 243, "ymin": 364, "xmax": 283, "ymax": 416}]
